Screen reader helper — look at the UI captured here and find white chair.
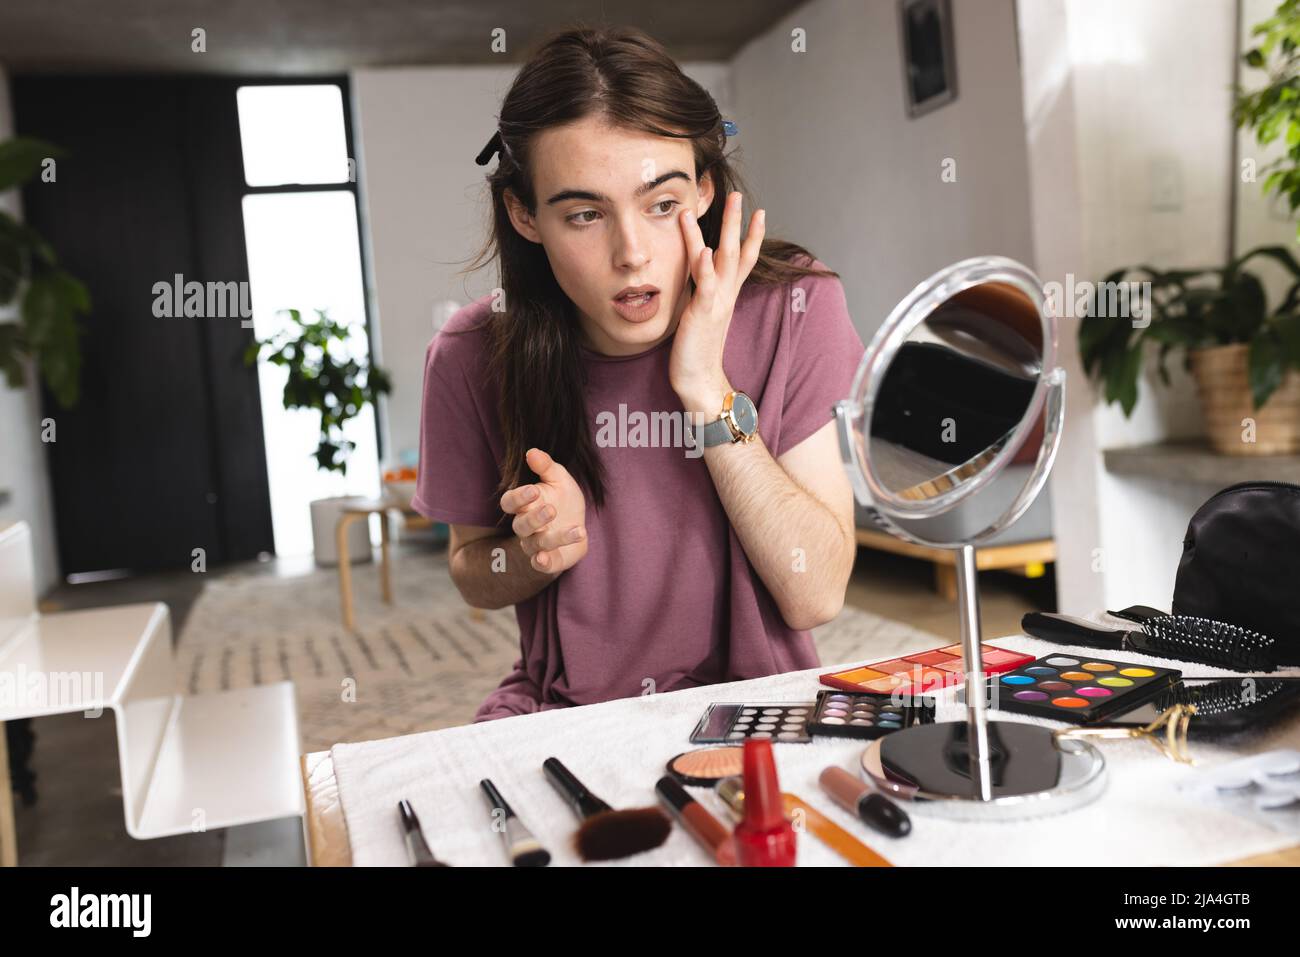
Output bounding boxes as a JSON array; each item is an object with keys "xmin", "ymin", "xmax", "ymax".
[{"xmin": 0, "ymin": 520, "xmax": 304, "ymax": 865}]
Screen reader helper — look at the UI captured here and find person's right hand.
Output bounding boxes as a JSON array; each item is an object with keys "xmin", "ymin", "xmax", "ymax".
[{"xmin": 499, "ymin": 447, "xmax": 588, "ymax": 574}]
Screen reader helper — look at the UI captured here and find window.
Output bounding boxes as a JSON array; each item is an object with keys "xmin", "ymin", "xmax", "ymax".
[{"xmin": 237, "ymin": 83, "xmax": 380, "ymax": 557}]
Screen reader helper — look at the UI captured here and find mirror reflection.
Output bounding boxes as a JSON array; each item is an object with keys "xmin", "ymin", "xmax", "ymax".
[{"xmin": 868, "ymin": 282, "xmax": 1044, "ymax": 502}]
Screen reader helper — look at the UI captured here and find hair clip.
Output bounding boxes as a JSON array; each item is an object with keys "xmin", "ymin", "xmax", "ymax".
[
  {"xmin": 475, "ymin": 129, "xmax": 509, "ymax": 167},
  {"xmin": 723, "ymin": 119, "xmax": 738, "ymax": 136}
]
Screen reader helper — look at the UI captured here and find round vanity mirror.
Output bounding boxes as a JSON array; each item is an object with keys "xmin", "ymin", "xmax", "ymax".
[{"xmin": 834, "ymin": 257, "xmax": 1104, "ymax": 820}]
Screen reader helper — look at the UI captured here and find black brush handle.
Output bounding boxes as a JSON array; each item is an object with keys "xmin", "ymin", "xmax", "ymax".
[
  {"xmin": 543, "ymin": 757, "xmax": 612, "ymax": 820},
  {"xmin": 1021, "ymin": 612, "xmax": 1132, "ymax": 649}
]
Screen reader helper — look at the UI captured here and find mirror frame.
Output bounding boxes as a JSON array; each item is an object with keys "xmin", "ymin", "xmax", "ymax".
[{"xmin": 835, "ymin": 256, "xmax": 1066, "ymax": 547}]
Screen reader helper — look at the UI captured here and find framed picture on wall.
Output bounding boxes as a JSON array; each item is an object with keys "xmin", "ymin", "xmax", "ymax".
[{"xmin": 899, "ymin": 0, "xmax": 958, "ymax": 118}]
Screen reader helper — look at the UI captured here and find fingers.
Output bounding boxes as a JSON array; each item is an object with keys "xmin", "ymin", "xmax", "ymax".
[
  {"xmin": 717, "ymin": 191, "xmax": 741, "ymax": 265},
  {"xmin": 530, "ymin": 523, "xmax": 584, "ymax": 554},
  {"xmin": 679, "ymin": 207, "xmax": 706, "ymax": 275},
  {"xmin": 500, "ymin": 483, "xmax": 541, "ymax": 515},
  {"xmin": 527, "ymin": 525, "xmax": 585, "ymax": 573},
  {"xmin": 512, "ymin": 499, "xmax": 556, "ymax": 539},
  {"xmin": 739, "ymin": 207, "xmax": 765, "ymax": 280},
  {"xmin": 525, "ymin": 447, "xmax": 572, "ymax": 486},
  {"xmin": 694, "ymin": 244, "xmax": 717, "ymax": 312}
]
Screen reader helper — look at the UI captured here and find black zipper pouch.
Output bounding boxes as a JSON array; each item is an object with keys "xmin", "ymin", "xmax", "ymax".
[{"xmin": 1172, "ymin": 481, "xmax": 1300, "ymax": 665}]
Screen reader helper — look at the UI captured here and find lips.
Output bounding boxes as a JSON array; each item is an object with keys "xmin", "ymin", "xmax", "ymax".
[{"xmin": 613, "ymin": 284, "xmax": 659, "ymax": 305}]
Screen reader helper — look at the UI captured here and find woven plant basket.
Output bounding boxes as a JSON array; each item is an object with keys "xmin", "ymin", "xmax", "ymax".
[{"xmin": 1188, "ymin": 343, "xmax": 1300, "ymax": 455}]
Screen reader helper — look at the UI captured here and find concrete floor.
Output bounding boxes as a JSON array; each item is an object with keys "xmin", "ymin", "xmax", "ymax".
[{"xmin": 9, "ymin": 541, "xmax": 1053, "ymax": 865}]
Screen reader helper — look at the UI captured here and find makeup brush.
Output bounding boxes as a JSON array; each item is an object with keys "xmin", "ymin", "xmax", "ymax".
[
  {"xmin": 480, "ymin": 778, "xmax": 550, "ymax": 867},
  {"xmin": 1021, "ymin": 611, "xmax": 1276, "ymax": 673},
  {"xmin": 397, "ymin": 799, "xmax": 450, "ymax": 867},
  {"xmin": 542, "ymin": 757, "xmax": 672, "ymax": 862}
]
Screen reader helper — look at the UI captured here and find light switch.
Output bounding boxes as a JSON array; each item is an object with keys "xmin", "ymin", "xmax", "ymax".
[{"xmin": 1149, "ymin": 156, "xmax": 1182, "ymax": 211}]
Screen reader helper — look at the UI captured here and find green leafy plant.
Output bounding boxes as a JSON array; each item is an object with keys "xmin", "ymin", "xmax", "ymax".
[
  {"xmin": 1236, "ymin": 0, "xmax": 1300, "ymax": 237},
  {"xmin": 1078, "ymin": 245, "xmax": 1300, "ymax": 415},
  {"xmin": 0, "ymin": 137, "xmax": 92, "ymax": 407},
  {"xmin": 244, "ymin": 308, "xmax": 392, "ymax": 475}
]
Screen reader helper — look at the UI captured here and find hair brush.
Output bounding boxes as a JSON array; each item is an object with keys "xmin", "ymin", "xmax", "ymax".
[{"xmin": 1021, "ymin": 611, "xmax": 1277, "ymax": 673}]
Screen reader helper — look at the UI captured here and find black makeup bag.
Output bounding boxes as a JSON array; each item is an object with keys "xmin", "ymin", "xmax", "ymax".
[{"xmin": 1172, "ymin": 481, "xmax": 1300, "ymax": 665}]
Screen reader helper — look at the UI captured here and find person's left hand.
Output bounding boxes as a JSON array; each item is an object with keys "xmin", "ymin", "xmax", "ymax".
[{"xmin": 668, "ymin": 191, "xmax": 765, "ymax": 418}]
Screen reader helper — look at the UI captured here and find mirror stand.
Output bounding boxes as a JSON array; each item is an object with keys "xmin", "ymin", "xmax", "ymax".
[{"xmin": 858, "ymin": 544, "xmax": 1106, "ymax": 821}]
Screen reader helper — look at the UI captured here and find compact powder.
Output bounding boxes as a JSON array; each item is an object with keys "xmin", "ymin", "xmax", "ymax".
[{"xmin": 668, "ymin": 747, "xmax": 746, "ymax": 785}]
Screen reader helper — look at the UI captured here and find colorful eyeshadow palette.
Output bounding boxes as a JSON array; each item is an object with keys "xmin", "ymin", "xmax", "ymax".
[
  {"xmin": 820, "ymin": 643, "xmax": 1036, "ymax": 699},
  {"xmin": 985, "ymin": 654, "xmax": 1181, "ymax": 724},
  {"xmin": 808, "ymin": 690, "xmax": 936, "ymax": 740},
  {"xmin": 689, "ymin": 702, "xmax": 815, "ymax": 744}
]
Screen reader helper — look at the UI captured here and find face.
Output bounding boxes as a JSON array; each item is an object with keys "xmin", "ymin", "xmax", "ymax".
[{"xmin": 504, "ymin": 115, "xmax": 715, "ymax": 357}]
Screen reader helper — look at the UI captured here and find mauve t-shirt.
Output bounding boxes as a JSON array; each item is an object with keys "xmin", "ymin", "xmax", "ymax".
[{"xmin": 412, "ymin": 262, "xmax": 866, "ymax": 721}]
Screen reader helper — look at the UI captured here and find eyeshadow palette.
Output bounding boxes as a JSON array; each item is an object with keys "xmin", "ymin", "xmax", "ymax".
[
  {"xmin": 820, "ymin": 643, "xmax": 1036, "ymax": 699},
  {"xmin": 689, "ymin": 702, "xmax": 815, "ymax": 744},
  {"xmin": 984, "ymin": 654, "xmax": 1181, "ymax": 724},
  {"xmin": 807, "ymin": 690, "xmax": 936, "ymax": 740}
]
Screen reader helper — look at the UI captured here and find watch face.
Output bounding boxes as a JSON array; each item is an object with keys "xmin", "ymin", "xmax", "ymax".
[{"xmin": 732, "ymin": 393, "xmax": 757, "ymax": 435}]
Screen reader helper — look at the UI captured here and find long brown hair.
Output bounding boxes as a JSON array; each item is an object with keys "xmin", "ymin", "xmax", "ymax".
[{"xmin": 460, "ymin": 24, "xmax": 837, "ymax": 511}]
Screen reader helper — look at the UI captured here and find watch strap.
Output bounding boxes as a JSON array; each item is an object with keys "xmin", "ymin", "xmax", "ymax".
[{"xmin": 699, "ymin": 416, "xmax": 736, "ymax": 448}]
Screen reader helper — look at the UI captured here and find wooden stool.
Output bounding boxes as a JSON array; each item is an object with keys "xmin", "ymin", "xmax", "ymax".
[{"xmin": 335, "ymin": 499, "xmax": 484, "ymax": 629}]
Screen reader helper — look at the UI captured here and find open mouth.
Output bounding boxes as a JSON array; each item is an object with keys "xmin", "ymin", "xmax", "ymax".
[{"xmin": 613, "ymin": 286, "xmax": 659, "ymax": 305}]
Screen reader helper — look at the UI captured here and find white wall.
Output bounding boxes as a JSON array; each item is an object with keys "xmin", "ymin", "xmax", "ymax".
[
  {"xmin": 0, "ymin": 64, "xmax": 61, "ymax": 596},
  {"xmin": 728, "ymin": 0, "xmax": 1035, "ymax": 339},
  {"xmin": 1020, "ymin": 0, "xmax": 1239, "ymax": 615},
  {"xmin": 351, "ymin": 62, "xmax": 731, "ymax": 467}
]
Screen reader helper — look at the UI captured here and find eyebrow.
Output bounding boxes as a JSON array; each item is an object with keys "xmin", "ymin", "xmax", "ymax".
[{"xmin": 545, "ymin": 169, "xmax": 693, "ymax": 206}]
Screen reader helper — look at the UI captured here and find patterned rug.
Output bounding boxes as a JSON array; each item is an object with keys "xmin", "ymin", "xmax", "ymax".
[{"xmin": 175, "ymin": 548, "xmax": 943, "ymax": 753}]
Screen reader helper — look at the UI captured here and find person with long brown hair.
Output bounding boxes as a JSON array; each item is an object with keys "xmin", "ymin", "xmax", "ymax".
[{"xmin": 412, "ymin": 25, "xmax": 865, "ymax": 721}]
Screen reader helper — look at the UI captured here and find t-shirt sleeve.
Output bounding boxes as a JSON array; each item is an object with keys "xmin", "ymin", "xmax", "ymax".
[
  {"xmin": 775, "ymin": 268, "xmax": 867, "ymax": 459},
  {"xmin": 410, "ymin": 333, "xmax": 508, "ymax": 529}
]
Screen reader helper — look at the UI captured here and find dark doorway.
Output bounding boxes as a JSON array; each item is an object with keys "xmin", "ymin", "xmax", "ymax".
[{"xmin": 12, "ymin": 76, "xmax": 275, "ymax": 577}]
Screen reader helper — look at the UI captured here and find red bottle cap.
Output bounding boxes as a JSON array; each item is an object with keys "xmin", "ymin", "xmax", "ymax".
[{"xmin": 741, "ymin": 739, "xmax": 785, "ymax": 829}]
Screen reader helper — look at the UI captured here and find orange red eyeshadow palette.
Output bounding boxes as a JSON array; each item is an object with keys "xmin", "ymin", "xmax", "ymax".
[
  {"xmin": 820, "ymin": 643, "xmax": 1036, "ymax": 699},
  {"xmin": 986, "ymin": 654, "xmax": 1181, "ymax": 724}
]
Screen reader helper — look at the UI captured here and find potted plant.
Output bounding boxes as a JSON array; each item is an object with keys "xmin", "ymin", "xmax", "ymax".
[
  {"xmin": 245, "ymin": 307, "xmax": 392, "ymax": 564},
  {"xmin": 1078, "ymin": 246, "xmax": 1300, "ymax": 455},
  {"xmin": 0, "ymin": 137, "xmax": 91, "ymax": 407}
]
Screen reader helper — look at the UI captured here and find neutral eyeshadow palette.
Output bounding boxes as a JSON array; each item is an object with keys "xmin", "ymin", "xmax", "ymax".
[
  {"xmin": 984, "ymin": 654, "xmax": 1181, "ymax": 724},
  {"xmin": 689, "ymin": 702, "xmax": 815, "ymax": 744},
  {"xmin": 807, "ymin": 690, "xmax": 936, "ymax": 740},
  {"xmin": 820, "ymin": 643, "xmax": 1036, "ymax": 698}
]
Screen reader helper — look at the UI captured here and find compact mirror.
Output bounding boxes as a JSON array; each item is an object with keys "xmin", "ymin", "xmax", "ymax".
[{"xmin": 835, "ymin": 257, "xmax": 1103, "ymax": 819}]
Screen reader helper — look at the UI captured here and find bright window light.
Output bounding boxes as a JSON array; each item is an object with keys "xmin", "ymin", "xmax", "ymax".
[
  {"xmin": 237, "ymin": 85, "xmax": 351, "ymax": 187},
  {"xmin": 241, "ymin": 190, "xmax": 380, "ymax": 557}
]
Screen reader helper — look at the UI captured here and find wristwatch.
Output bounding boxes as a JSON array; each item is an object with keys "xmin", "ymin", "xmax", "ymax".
[{"xmin": 696, "ymin": 390, "xmax": 759, "ymax": 447}]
